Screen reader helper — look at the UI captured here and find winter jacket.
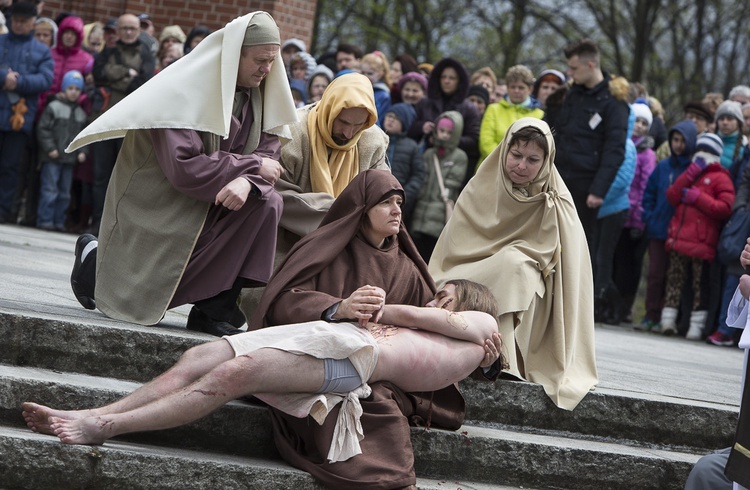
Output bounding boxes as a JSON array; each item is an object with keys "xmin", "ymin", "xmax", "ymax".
[
  {"xmin": 408, "ymin": 58, "xmax": 481, "ymax": 163},
  {"xmin": 387, "ymin": 132, "xmax": 424, "ymax": 220},
  {"xmin": 665, "ymin": 154, "xmax": 735, "ymax": 261},
  {"xmin": 624, "ymin": 134, "xmax": 657, "ymax": 229},
  {"xmin": 92, "ymin": 38, "xmax": 155, "ymax": 117},
  {"xmin": 0, "ymin": 31, "xmax": 54, "ymax": 134},
  {"xmin": 599, "ymin": 105, "xmax": 636, "ymax": 218},
  {"xmin": 642, "ymin": 120, "xmax": 698, "ymax": 240},
  {"xmin": 41, "ymin": 16, "xmax": 94, "ymax": 115},
  {"xmin": 36, "ymin": 98, "xmax": 88, "ymax": 164},
  {"xmin": 544, "ymin": 72, "xmax": 630, "ymax": 198},
  {"xmin": 411, "ymin": 111, "xmax": 467, "ymax": 238},
  {"xmin": 478, "ymin": 97, "xmax": 544, "ymax": 162},
  {"xmin": 372, "ymin": 81, "xmax": 391, "ymax": 128}
]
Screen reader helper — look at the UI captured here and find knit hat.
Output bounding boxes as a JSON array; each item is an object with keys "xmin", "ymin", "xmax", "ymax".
[
  {"xmin": 61, "ymin": 70, "xmax": 84, "ymax": 91},
  {"xmin": 159, "ymin": 25, "xmax": 187, "ymax": 43},
  {"xmin": 683, "ymin": 100, "xmax": 713, "ymax": 121},
  {"xmin": 281, "ymin": 38, "xmax": 306, "ymax": 53},
  {"xmin": 715, "ymin": 100, "xmax": 744, "ymax": 126},
  {"xmin": 387, "ymin": 102, "xmax": 416, "ymax": 130},
  {"xmin": 632, "ymin": 102, "xmax": 653, "ymax": 128},
  {"xmin": 468, "ymin": 85, "xmax": 490, "ymax": 106},
  {"xmin": 10, "ymin": 1, "xmax": 37, "ymax": 18},
  {"xmin": 437, "ymin": 117, "xmax": 454, "ymax": 131},
  {"xmin": 397, "ymin": 71, "xmax": 428, "ymax": 92},
  {"xmin": 695, "ymin": 133, "xmax": 724, "ymax": 157}
]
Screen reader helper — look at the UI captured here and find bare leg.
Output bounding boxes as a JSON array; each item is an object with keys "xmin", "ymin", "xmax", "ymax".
[
  {"xmin": 50, "ymin": 348, "xmax": 325, "ymax": 445},
  {"xmin": 23, "ymin": 340, "xmax": 234, "ymax": 435}
]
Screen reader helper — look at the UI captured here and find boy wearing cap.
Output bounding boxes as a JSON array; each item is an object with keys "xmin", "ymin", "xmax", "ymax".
[
  {"xmin": 660, "ymin": 133, "xmax": 735, "ymax": 337},
  {"xmin": 35, "ymin": 70, "xmax": 88, "ymax": 231},
  {"xmin": 383, "ymin": 102, "xmax": 425, "ymax": 223}
]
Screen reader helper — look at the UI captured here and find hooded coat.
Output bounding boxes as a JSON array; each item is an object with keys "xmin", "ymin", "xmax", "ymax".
[
  {"xmin": 40, "ymin": 16, "xmax": 94, "ymax": 115},
  {"xmin": 386, "ymin": 103, "xmax": 424, "ymax": 219},
  {"xmin": 642, "ymin": 120, "xmax": 698, "ymax": 240},
  {"xmin": 665, "ymin": 152, "xmax": 734, "ymax": 261},
  {"xmin": 407, "ymin": 57, "xmax": 481, "ymax": 163},
  {"xmin": 411, "ymin": 110, "xmax": 467, "ymax": 238}
]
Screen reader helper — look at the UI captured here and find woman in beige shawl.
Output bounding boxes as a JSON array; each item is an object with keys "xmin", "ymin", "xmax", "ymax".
[{"xmin": 429, "ymin": 117, "xmax": 598, "ymax": 410}]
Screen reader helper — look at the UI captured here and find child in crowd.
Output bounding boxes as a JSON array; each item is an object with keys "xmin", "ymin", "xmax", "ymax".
[
  {"xmin": 35, "ymin": 71, "xmax": 88, "ymax": 231},
  {"xmin": 306, "ymin": 65, "xmax": 333, "ymax": 104},
  {"xmin": 614, "ymin": 102, "xmax": 657, "ymax": 322},
  {"xmin": 640, "ymin": 120, "xmax": 698, "ymax": 331},
  {"xmin": 289, "ymin": 79, "xmax": 307, "ymax": 108},
  {"xmin": 660, "ymin": 133, "xmax": 734, "ymax": 337},
  {"xmin": 288, "ymin": 51, "xmax": 316, "ymax": 82},
  {"xmin": 411, "ymin": 111, "xmax": 467, "ymax": 261},
  {"xmin": 383, "ymin": 103, "xmax": 425, "ymax": 226},
  {"xmin": 715, "ymin": 100, "xmax": 746, "ymax": 170},
  {"xmin": 360, "ymin": 52, "xmax": 392, "ymax": 127},
  {"xmin": 466, "ymin": 85, "xmax": 490, "ymax": 117}
]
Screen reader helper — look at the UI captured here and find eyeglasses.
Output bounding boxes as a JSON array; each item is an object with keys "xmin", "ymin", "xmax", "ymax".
[{"xmin": 118, "ymin": 26, "xmax": 139, "ymax": 32}]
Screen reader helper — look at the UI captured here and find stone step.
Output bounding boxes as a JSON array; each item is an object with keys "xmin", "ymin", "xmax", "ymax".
[
  {"xmin": 0, "ymin": 311, "xmax": 737, "ymax": 451},
  {"xmin": 0, "ymin": 364, "xmax": 702, "ymax": 489},
  {"xmin": 0, "ymin": 425, "xmax": 530, "ymax": 490}
]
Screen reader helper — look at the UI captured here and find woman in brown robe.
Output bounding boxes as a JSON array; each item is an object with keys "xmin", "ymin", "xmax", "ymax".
[{"xmin": 253, "ymin": 169, "xmax": 494, "ymax": 489}]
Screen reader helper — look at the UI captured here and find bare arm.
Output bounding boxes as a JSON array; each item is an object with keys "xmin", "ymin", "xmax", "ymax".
[{"xmin": 377, "ymin": 304, "xmax": 498, "ymax": 346}]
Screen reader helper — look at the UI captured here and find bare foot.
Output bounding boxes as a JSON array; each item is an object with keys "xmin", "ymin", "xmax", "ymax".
[
  {"xmin": 21, "ymin": 402, "xmax": 91, "ymax": 436},
  {"xmin": 49, "ymin": 415, "xmax": 113, "ymax": 445}
]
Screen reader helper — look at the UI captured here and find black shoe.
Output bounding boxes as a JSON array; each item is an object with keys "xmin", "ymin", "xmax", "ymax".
[
  {"xmin": 187, "ymin": 306, "xmax": 242, "ymax": 336},
  {"xmin": 71, "ymin": 234, "xmax": 97, "ymax": 310}
]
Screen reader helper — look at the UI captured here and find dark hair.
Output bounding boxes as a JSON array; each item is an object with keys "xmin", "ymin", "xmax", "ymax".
[
  {"xmin": 563, "ymin": 38, "xmax": 600, "ymax": 64},
  {"xmin": 508, "ymin": 127, "xmax": 548, "ymax": 161},
  {"xmin": 336, "ymin": 43, "xmax": 363, "ymax": 59},
  {"xmin": 394, "ymin": 54, "xmax": 419, "ymax": 75}
]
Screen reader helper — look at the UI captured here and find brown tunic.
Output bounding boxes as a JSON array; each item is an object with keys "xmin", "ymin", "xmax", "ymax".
[{"xmin": 254, "ymin": 170, "xmax": 465, "ymax": 489}]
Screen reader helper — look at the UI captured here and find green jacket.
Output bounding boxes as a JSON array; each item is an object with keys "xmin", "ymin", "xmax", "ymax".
[{"xmin": 479, "ymin": 98, "xmax": 544, "ymax": 162}]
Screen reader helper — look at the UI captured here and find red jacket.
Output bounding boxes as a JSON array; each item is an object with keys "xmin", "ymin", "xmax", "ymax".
[{"xmin": 665, "ymin": 156, "xmax": 734, "ymax": 261}]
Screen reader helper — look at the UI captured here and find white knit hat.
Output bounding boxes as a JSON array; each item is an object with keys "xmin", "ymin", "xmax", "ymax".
[{"xmin": 632, "ymin": 102, "xmax": 653, "ymax": 128}]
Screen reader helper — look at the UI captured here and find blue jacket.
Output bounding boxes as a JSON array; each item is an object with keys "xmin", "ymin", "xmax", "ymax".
[
  {"xmin": 641, "ymin": 120, "xmax": 698, "ymax": 240},
  {"xmin": 373, "ymin": 81, "xmax": 391, "ymax": 128},
  {"xmin": 0, "ymin": 31, "xmax": 54, "ymax": 134},
  {"xmin": 599, "ymin": 105, "xmax": 636, "ymax": 218}
]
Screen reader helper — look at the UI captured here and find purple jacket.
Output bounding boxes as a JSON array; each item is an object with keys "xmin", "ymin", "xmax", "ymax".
[{"xmin": 625, "ymin": 136, "xmax": 657, "ymax": 229}]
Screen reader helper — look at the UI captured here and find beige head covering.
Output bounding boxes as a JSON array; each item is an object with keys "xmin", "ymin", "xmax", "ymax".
[
  {"xmin": 429, "ymin": 117, "xmax": 597, "ymax": 410},
  {"xmin": 306, "ymin": 73, "xmax": 378, "ymax": 196},
  {"xmin": 67, "ymin": 11, "xmax": 297, "ymax": 152}
]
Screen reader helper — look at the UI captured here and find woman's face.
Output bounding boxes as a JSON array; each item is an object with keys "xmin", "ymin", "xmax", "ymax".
[
  {"xmin": 34, "ymin": 26, "xmax": 53, "ymax": 47},
  {"xmin": 189, "ymin": 35, "xmax": 205, "ymax": 50},
  {"xmin": 536, "ymin": 81, "xmax": 561, "ymax": 106},
  {"xmin": 362, "ymin": 194, "xmax": 403, "ymax": 247},
  {"xmin": 361, "ymin": 62, "xmax": 382, "ymax": 84},
  {"xmin": 507, "ymin": 80, "xmax": 531, "ymax": 105},
  {"xmin": 717, "ymin": 115, "xmax": 740, "ymax": 135},
  {"xmin": 505, "ymin": 140, "xmax": 546, "ymax": 185},
  {"xmin": 440, "ymin": 67, "xmax": 459, "ymax": 96},
  {"xmin": 391, "ymin": 61, "xmax": 402, "ymax": 81},
  {"xmin": 401, "ymin": 81, "xmax": 424, "ymax": 105},
  {"xmin": 309, "ymin": 75, "xmax": 328, "ymax": 102}
]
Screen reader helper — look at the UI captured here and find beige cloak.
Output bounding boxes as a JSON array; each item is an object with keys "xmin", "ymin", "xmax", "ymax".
[{"xmin": 429, "ymin": 117, "xmax": 598, "ymax": 410}]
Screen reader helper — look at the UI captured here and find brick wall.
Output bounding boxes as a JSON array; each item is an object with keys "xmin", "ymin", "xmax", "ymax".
[{"xmin": 39, "ymin": 0, "xmax": 316, "ymax": 47}]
